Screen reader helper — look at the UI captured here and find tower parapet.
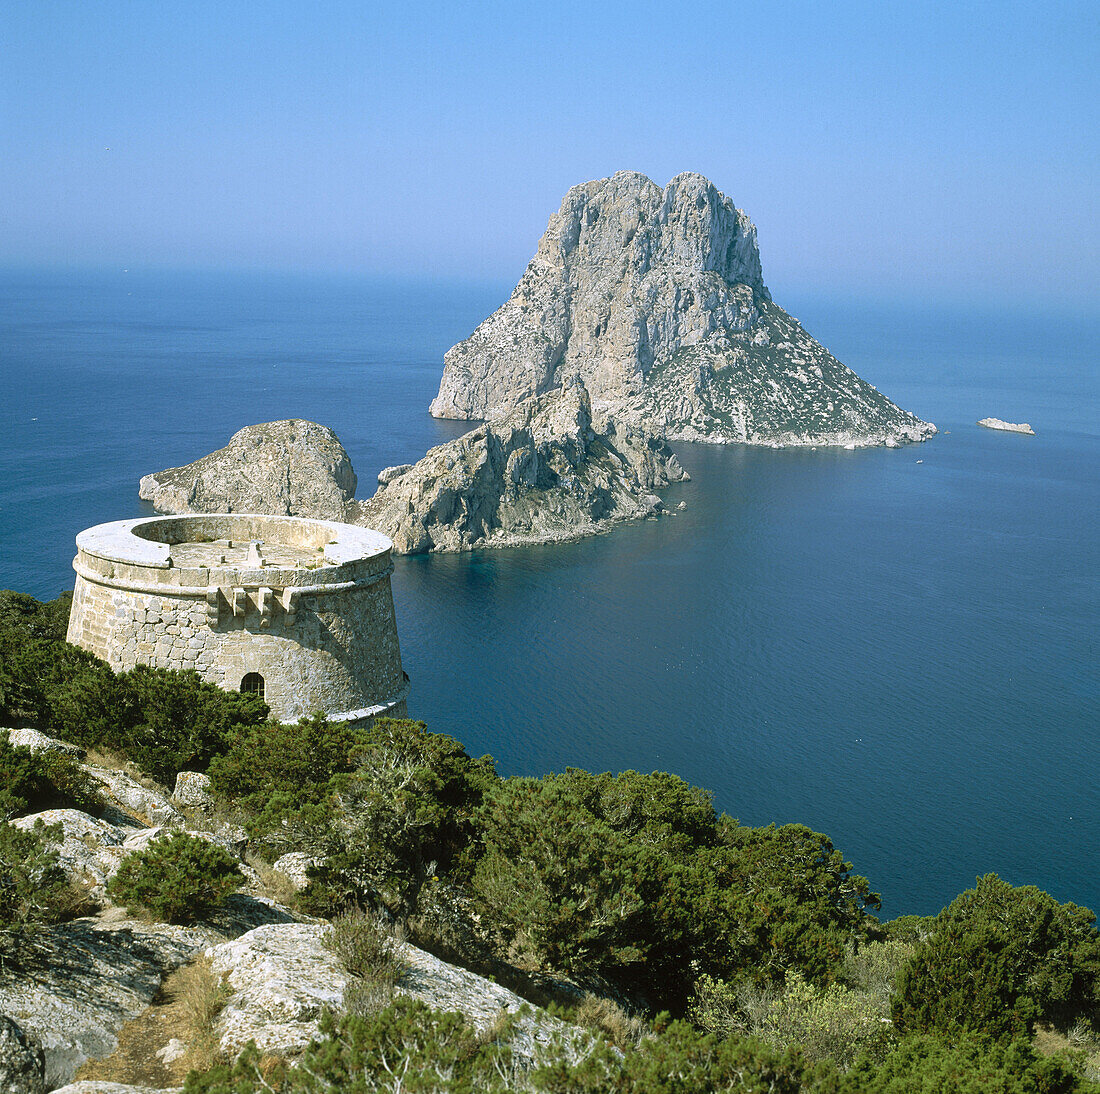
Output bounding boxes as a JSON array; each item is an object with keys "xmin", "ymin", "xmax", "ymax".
[{"xmin": 67, "ymin": 513, "xmax": 409, "ymax": 724}]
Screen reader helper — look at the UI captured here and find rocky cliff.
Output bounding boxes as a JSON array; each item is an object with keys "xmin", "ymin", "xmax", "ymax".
[
  {"xmin": 138, "ymin": 421, "xmax": 356, "ymax": 521},
  {"xmin": 431, "ymin": 171, "xmax": 934, "ymax": 447},
  {"xmin": 351, "ymin": 383, "xmax": 688, "ymax": 554}
]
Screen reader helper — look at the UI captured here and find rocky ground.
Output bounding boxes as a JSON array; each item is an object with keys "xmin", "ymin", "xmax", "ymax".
[{"xmin": 0, "ymin": 729, "xmax": 573, "ymax": 1094}]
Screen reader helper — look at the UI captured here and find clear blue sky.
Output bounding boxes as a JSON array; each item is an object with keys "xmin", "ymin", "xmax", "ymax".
[{"xmin": 2, "ymin": 1, "xmax": 1096, "ymax": 307}]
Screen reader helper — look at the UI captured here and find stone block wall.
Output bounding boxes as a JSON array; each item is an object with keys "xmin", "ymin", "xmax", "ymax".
[{"xmin": 66, "ymin": 515, "xmax": 409, "ymax": 723}]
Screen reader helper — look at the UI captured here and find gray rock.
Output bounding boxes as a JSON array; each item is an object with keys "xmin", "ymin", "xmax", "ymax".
[
  {"xmin": 0, "ymin": 1016, "xmax": 45, "ymax": 1094},
  {"xmin": 11, "ymin": 810, "xmax": 133, "ymax": 902},
  {"xmin": 431, "ymin": 171, "xmax": 935, "ymax": 448},
  {"xmin": 170, "ymin": 772, "xmax": 213, "ymax": 813},
  {"xmin": 138, "ymin": 420, "xmax": 357, "ymax": 521},
  {"xmin": 83, "ymin": 767, "xmax": 180, "ymax": 828},
  {"xmin": 0, "ymin": 916, "xmax": 205, "ymax": 1089},
  {"xmin": 209, "ymin": 924, "xmax": 343, "ymax": 1058},
  {"xmin": 207, "ymin": 923, "xmax": 574, "ymax": 1067},
  {"xmin": 3, "ymin": 728, "xmax": 85, "ymax": 760},
  {"xmin": 352, "ymin": 383, "xmax": 689, "ymax": 553},
  {"xmin": 978, "ymin": 417, "xmax": 1035, "ymax": 435},
  {"xmin": 51, "ymin": 1085, "xmax": 181, "ymax": 1094},
  {"xmin": 270, "ymin": 853, "xmax": 317, "ymax": 892},
  {"xmin": 376, "ymin": 463, "xmax": 413, "ymax": 485}
]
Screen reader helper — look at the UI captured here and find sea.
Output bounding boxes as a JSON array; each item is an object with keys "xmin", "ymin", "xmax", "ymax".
[{"xmin": 1, "ymin": 266, "xmax": 1096, "ymax": 919}]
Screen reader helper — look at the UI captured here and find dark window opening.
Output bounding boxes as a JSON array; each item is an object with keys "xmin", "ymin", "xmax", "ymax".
[{"xmin": 241, "ymin": 672, "xmax": 265, "ymax": 701}]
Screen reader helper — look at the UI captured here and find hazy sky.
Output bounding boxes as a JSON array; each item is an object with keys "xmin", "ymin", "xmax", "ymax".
[{"xmin": 2, "ymin": 1, "xmax": 1096, "ymax": 306}]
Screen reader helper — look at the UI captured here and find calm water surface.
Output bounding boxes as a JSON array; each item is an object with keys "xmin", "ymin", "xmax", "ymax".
[{"xmin": 1, "ymin": 268, "xmax": 1096, "ymax": 917}]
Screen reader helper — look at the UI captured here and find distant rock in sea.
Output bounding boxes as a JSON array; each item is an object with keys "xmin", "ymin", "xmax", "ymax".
[
  {"xmin": 431, "ymin": 171, "xmax": 935, "ymax": 448},
  {"xmin": 978, "ymin": 417, "xmax": 1035, "ymax": 435},
  {"xmin": 138, "ymin": 420, "xmax": 357, "ymax": 521},
  {"xmin": 351, "ymin": 383, "xmax": 688, "ymax": 554}
]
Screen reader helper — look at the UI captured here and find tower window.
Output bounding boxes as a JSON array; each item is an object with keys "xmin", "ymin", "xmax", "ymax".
[{"xmin": 240, "ymin": 672, "xmax": 265, "ymax": 700}]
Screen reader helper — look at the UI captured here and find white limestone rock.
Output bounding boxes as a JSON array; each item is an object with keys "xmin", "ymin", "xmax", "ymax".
[
  {"xmin": 978, "ymin": 417, "xmax": 1035, "ymax": 435},
  {"xmin": 138, "ymin": 420, "xmax": 357, "ymax": 521},
  {"xmin": 208, "ymin": 923, "xmax": 574, "ymax": 1066},
  {"xmin": 209, "ymin": 923, "xmax": 343, "ymax": 1058},
  {"xmin": 11, "ymin": 810, "xmax": 135, "ymax": 901},
  {"xmin": 352, "ymin": 383, "xmax": 689, "ymax": 553},
  {"xmin": 0, "ymin": 1016, "xmax": 45, "ymax": 1094},
  {"xmin": 171, "ymin": 772, "xmax": 214, "ymax": 813},
  {"xmin": 82, "ymin": 766, "xmax": 181, "ymax": 828},
  {"xmin": 431, "ymin": 171, "xmax": 935, "ymax": 448},
  {"xmin": 0, "ymin": 915, "xmax": 206, "ymax": 1090},
  {"xmin": 377, "ymin": 463, "xmax": 414, "ymax": 485},
  {"xmin": 3, "ymin": 728, "xmax": 85, "ymax": 760},
  {"xmin": 270, "ymin": 852, "xmax": 318, "ymax": 892}
]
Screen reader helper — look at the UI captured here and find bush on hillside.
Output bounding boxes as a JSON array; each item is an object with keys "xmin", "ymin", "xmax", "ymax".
[
  {"xmin": 324, "ymin": 907, "xmax": 407, "ymax": 1016},
  {"xmin": 0, "ymin": 818, "xmax": 69, "ymax": 932},
  {"xmin": 841, "ymin": 1034, "xmax": 1099, "ymax": 1094},
  {"xmin": 469, "ymin": 768, "xmax": 878, "ymax": 1004},
  {"xmin": 0, "ymin": 591, "xmax": 268, "ymax": 785},
  {"xmin": 181, "ymin": 996, "xmax": 836, "ymax": 1094},
  {"xmin": 0, "ymin": 733, "xmax": 100, "ymax": 818},
  {"xmin": 108, "ymin": 832, "xmax": 241, "ymax": 924},
  {"xmin": 301, "ymin": 718, "xmax": 496, "ymax": 916},
  {"xmin": 892, "ymin": 873, "xmax": 1100, "ymax": 1041}
]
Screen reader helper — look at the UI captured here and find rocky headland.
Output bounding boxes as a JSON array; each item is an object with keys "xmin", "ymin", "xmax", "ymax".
[
  {"xmin": 431, "ymin": 171, "xmax": 935, "ymax": 447},
  {"xmin": 138, "ymin": 421, "xmax": 357, "ymax": 522},
  {"xmin": 350, "ymin": 384, "xmax": 688, "ymax": 554}
]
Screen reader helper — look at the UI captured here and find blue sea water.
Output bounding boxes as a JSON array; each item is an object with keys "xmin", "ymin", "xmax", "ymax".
[{"xmin": 1, "ymin": 267, "xmax": 1096, "ymax": 918}]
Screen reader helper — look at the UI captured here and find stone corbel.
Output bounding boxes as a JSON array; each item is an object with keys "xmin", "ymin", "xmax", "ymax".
[
  {"xmin": 281, "ymin": 587, "xmax": 299, "ymax": 626},
  {"xmin": 258, "ymin": 586, "xmax": 272, "ymax": 629},
  {"xmin": 205, "ymin": 588, "xmax": 220, "ymax": 627},
  {"xmin": 231, "ymin": 587, "xmax": 247, "ymax": 618}
]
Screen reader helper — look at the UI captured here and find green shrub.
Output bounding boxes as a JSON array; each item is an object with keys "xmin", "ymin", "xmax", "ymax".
[
  {"xmin": 692, "ymin": 968, "xmax": 895, "ymax": 1070},
  {"xmin": 892, "ymin": 874, "xmax": 1100, "ymax": 1041},
  {"xmin": 841, "ymin": 939, "xmax": 914, "ymax": 1010},
  {"xmin": 470, "ymin": 769, "xmax": 878, "ymax": 1004},
  {"xmin": 302, "ymin": 719, "xmax": 496, "ymax": 916},
  {"xmin": 0, "ymin": 591, "xmax": 268, "ymax": 785},
  {"xmin": 207, "ymin": 712, "xmax": 366, "ymax": 825},
  {"xmin": 841, "ymin": 1034, "xmax": 1100, "ymax": 1093},
  {"xmin": 0, "ymin": 734, "xmax": 100, "ymax": 818},
  {"xmin": 123, "ymin": 665, "xmax": 267, "ymax": 784},
  {"xmin": 181, "ymin": 997, "xmax": 836, "ymax": 1094},
  {"xmin": 108, "ymin": 832, "xmax": 241, "ymax": 924},
  {"xmin": 0, "ymin": 818, "xmax": 69, "ymax": 931},
  {"xmin": 324, "ymin": 907, "xmax": 406, "ymax": 1016}
]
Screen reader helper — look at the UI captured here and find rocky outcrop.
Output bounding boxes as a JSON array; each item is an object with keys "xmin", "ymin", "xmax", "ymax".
[
  {"xmin": 978, "ymin": 417, "xmax": 1035, "ymax": 435},
  {"xmin": 431, "ymin": 171, "xmax": 934, "ymax": 447},
  {"xmin": 208, "ymin": 923, "xmax": 574, "ymax": 1067},
  {"xmin": 0, "ymin": 1016, "xmax": 46, "ymax": 1094},
  {"xmin": 138, "ymin": 420, "xmax": 357, "ymax": 520},
  {"xmin": 0, "ymin": 915, "xmax": 205, "ymax": 1090},
  {"xmin": 351, "ymin": 384, "xmax": 688, "ymax": 553},
  {"xmin": 52, "ymin": 1084, "xmax": 180, "ymax": 1094}
]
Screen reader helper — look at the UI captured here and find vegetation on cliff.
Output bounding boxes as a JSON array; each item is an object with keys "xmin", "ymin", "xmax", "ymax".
[{"xmin": 3, "ymin": 588, "xmax": 1100, "ymax": 1090}]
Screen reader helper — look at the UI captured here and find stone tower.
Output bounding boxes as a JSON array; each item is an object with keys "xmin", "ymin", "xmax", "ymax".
[{"xmin": 66, "ymin": 513, "xmax": 409, "ymax": 724}]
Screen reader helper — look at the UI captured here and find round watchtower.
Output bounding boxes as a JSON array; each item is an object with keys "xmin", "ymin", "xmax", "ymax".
[{"xmin": 66, "ymin": 513, "xmax": 409, "ymax": 724}]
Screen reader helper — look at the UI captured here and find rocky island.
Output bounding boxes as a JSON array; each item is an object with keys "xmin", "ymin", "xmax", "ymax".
[
  {"xmin": 139, "ymin": 421, "xmax": 357, "ymax": 522},
  {"xmin": 350, "ymin": 384, "xmax": 688, "ymax": 553},
  {"xmin": 139, "ymin": 392, "xmax": 689, "ymax": 555},
  {"xmin": 978, "ymin": 417, "xmax": 1036, "ymax": 435},
  {"xmin": 431, "ymin": 171, "xmax": 935, "ymax": 448}
]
